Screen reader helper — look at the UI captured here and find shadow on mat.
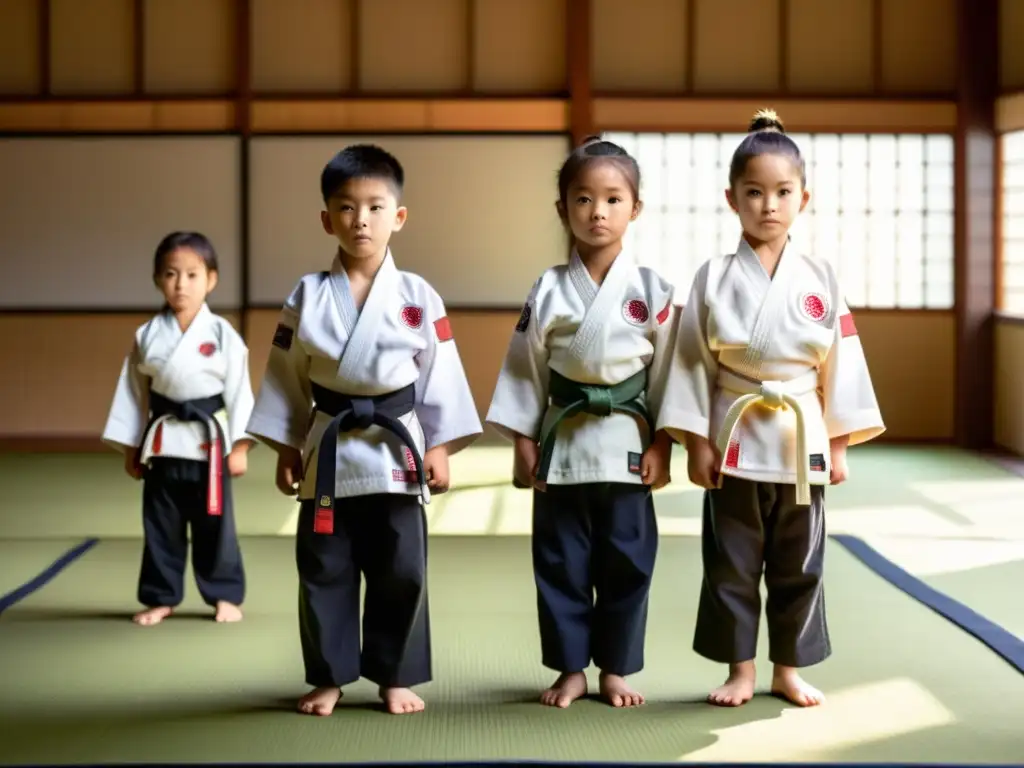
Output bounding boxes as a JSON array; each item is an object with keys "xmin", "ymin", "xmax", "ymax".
[
  {"xmin": 0, "ymin": 693, "xmax": 790, "ymax": 763},
  {"xmin": 0, "ymin": 606, "xmax": 221, "ymax": 623}
]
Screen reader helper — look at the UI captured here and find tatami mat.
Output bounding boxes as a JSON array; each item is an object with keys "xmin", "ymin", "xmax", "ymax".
[{"xmin": 0, "ymin": 535, "xmax": 1022, "ymax": 765}]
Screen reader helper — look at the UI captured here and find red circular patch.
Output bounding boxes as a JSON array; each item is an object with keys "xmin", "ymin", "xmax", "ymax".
[
  {"xmin": 622, "ymin": 299, "xmax": 649, "ymax": 325},
  {"xmin": 801, "ymin": 293, "xmax": 828, "ymax": 323},
  {"xmin": 198, "ymin": 342, "xmax": 216, "ymax": 357},
  {"xmin": 400, "ymin": 305, "xmax": 424, "ymax": 329}
]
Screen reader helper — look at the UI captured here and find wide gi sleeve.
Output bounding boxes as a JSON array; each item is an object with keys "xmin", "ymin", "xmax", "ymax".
[
  {"xmin": 656, "ymin": 261, "xmax": 719, "ymax": 442},
  {"xmin": 101, "ymin": 334, "xmax": 149, "ymax": 453},
  {"xmin": 220, "ymin": 323, "xmax": 257, "ymax": 448},
  {"xmin": 412, "ymin": 287, "xmax": 483, "ymax": 456},
  {"xmin": 643, "ymin": 274, "xmax": 679, "ymax": 430},
  {"xmin": 245, "ymin": 281, "xmax": 313, "ymax": 451},
  {"xmin": 819, "ymin": 292, "xmax": 886, "ymax": 446},
  {"xmin": 484, "ymin": 277, "xmax": 551, "ymax": 442}
]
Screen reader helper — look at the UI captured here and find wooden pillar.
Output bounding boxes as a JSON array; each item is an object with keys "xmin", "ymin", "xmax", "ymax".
[
  {"xmin": 953, "ymin": 0, "xmax": 999, "ymax": 449},
  {"xmin": 566, "ymin": 0, "xmax": 593, "ymax": 146}
]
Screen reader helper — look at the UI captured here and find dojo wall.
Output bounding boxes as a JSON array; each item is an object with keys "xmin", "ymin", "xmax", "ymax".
[{"xmin": 0, "ymin": 0, "xmax": 991, "ymax": 449}]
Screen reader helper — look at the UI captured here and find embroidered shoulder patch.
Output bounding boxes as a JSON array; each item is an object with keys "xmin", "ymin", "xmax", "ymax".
[
  {"xmin": 272, "ymin": 324, "xmax": 294, "ymax": 351},
  {"xmin": 198, "ymin": 342, "xmax": 217, "ymax": 357},
  {"xmin": 515, "ymin": 303, "xmax": 532, "ymax": 333},
  {"xmin": 434, "ymin": 316, "xmax": 454, "ymax": 342},
  {"xmin": 622, "ymin": 298, "xmax": 649, "ymax": 326},
  {"xmin": 400, "ymin": 305, "xmax": 424, "ymax": 329}
]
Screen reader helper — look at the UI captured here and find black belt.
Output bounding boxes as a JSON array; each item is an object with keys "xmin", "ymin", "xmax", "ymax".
[
  {"xmin": 142, "ymin": 391, "xmax": 228, "ymax": 516},
  {"xmin": 310, "ymin": 382, "xmax": 429, "ymax": 535}
]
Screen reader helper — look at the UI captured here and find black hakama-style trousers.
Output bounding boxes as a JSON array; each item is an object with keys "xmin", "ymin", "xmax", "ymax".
[
  {"xmin": 532, "ymin": 482, "xmax": 659, "ymax": 676},
  {"xmin": 693, "ymin": 476, "xmax": 831, "ymax": 668},
  {"xmin": 139, "ymin": 457, "xmax": 246, "ymax": 608},
  {"xmin": 295, "ymin": 493, "xmax": 431, "ymax": 690}
]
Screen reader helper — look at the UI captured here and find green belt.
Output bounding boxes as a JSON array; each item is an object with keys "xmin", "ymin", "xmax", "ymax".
[{"xmin": 531, "ymin": 367, "xmax": 651, "ymax": 484}]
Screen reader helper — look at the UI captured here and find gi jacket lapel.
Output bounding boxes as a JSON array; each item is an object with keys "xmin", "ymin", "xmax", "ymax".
[
  {"xmin": 566, "ymin": 249, "xmax": 632, "ymax": 363},
  {"xmin": 736, "ymin": 238, "xmax": 796, "ymax": 378},
  {"xmin": 335, "ymin": 249, "xmax": 400, "ymax": 381}
]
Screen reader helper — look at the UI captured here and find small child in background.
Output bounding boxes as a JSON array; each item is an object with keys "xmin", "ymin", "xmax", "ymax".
[{"xmin": 103, "ymin": 231, "xmax": 255, "ymax": 627}]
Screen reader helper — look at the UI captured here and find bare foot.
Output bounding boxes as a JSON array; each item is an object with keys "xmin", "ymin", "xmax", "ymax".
[
  {"xmin": 379, "ymin": 686, "xmax": 425, "ymax": 714},
  {"xmin": 599, "ymin": 672, "xmax": 644, "ymax": 708},
  {"xmin": 214, "ymin": 601, "xmax": 243, "ymax": 623},
  {"xmin": 132, "ymin": 606, "xmax": 173, "ymax": 626},
  {"xmin": 540, "ymin": 671, "xmax": 588, "ymax": 708},
  {"xmin": 771, "ymin": 665, "xmax": 824, "ymax": 707},
  {"xmin": 708, "ymin": 660, "xmax": 756, "ymax": 707},
  {"xmin": 297, "ymin": 686, "xmax": 342, "ymax": 716}
]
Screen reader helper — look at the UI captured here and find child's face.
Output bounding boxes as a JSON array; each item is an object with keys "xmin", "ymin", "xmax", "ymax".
[
  {"xmin": 321, "ymin": 177, "xmax": 407, "ymax": 260},
  {"xmin": 156, "ymin": 247, "xmax": 217, "ymax": 313},
  {"xmin": 559, "ymin": 161, "xmax": 640, "ymax": 250},
  {"xmin": 726, "ymin": 153, "xmax": 810, "ymax": 243}
]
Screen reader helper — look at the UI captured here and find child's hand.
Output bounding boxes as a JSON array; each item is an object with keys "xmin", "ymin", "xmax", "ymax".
[
  {"xmin": 641, "ymin": 430, "xmax": 673, "ymax": 489},
  {"xmin": 227, "ymin": 445, "xmax": 249, "ymax": 477},
  {"xmin": 829, "ymin": 436, "xmax": 850, "ymax": 485},
  {"xmin": 685, "ymin": 433, "xmax": 720, "ymax": 489},
  {"xmin": 275, "ymin": 446, "xmax": 303, "ymax": 496},
  {"xmin": 124, "ymin": 450, "xmax": 143, "ymax": 480},
  {"xmin": 514, "ymin": 434, "xmax": 544, "ymax": 491},
  {"xmin": 423, "ymin": 445, "xmax": 450, "ymax": 493}
]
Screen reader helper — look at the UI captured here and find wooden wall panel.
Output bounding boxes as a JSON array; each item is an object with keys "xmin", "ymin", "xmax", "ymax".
[
  {"xmin": 143, "ymin": 0, "xmax": 236, "ymax": 94},
  {"xmin": 473, "ymin": 0, "xmax": 567, "ymax": 93},
  {"xmin": 251, "ymin": 0, "xmax": 353, "ymax": 93},
  {"xmin": 787, "ymin": 0, "xmax": 873, "ymax": 94},
  {"xmin": 994, "ymin": 319, "xmax": 1024, "ymax": 454},
  {"xmin": 693, "ymin": 0, "xmax": 780, "ymax": 93},
  {"xmin": 880, "ymin": 0, "xmax": 957, "ymax": 94},
  {"xmin": 0, "ymin": 0, "xmax": 41, "ymax": 95},
  {"xmin": 590, "ymin": 0, "xmax": 687, "ymax": 93},
  {"xmin": 49, "ymin": 0, "xmax": 134, "ymax": 95},
  {"xmin": 359, "ymin": 0, "xmax": 468, "ymax": 92},
  {"xmin": 1000, "ymin": 0, "xmax": 1024, "ymax": 92}
]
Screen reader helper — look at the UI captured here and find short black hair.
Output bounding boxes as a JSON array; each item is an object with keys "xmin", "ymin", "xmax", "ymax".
[
  {"xmin": 153, "ymin": 231, "xmax": 218, "ymax": 278},
  {"xmin": 320, "ymin": 144, "xmax": 405, "ymax": 203}
]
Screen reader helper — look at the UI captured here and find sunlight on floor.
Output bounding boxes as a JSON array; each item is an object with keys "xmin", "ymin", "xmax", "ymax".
[
  {"xmin": 858, "ymin": 536, "xmax": 1024, "ymax": 577},
  {"xmin": 679, "ymin": 678, "xmax": 956, "ymax": 762}
]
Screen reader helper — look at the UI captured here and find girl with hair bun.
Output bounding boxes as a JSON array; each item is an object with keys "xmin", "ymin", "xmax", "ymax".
[{"xmin": 660, "ymin": 109, "xmax": 886, "ymax": 708}]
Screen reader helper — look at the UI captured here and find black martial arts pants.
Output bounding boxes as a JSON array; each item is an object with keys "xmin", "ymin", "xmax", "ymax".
[
  {"xmin": 694, "ymin": 476, "xmax": 831, "ymax": 668},
  {"xmin": 532, "ymin": 482, "xmax": 658, "ymax": 677},
  {"xmin": 295, "ymin": 493, "xmax": 430, "ymax": 690},
  {"xmin": 139, "ymin": 457, "xmax": 246, "ymax": 608}
]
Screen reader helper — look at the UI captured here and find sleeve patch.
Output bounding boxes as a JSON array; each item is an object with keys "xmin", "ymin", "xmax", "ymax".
[
  {"xmin": 656, "ymin": 300, "xmax": 672, "ymax": 325},
  {"xmin": 272, "ymin": 323, "xmax": 294, "ymax": 350},
  {"xmin": 434, "ymin": 316, "xmax": 454, "ymax": 342},
  {"xmin": 515, "ymin": 303, "xmax": 532, "ymax": 333},
  {"xmin": 839, "ymin": 313, "xmax": 857, "ymax": 338}
]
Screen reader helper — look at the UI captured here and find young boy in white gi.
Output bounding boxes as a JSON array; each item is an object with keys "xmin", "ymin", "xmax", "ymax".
[{"xmin": 246, "ymin": 145, "xmax": 482, "ymax": 716}]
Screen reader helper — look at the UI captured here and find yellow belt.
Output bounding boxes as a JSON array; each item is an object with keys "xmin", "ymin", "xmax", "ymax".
[{"xmin": 714, "ymin": 368, "xmax": 820, "ymax": 505}]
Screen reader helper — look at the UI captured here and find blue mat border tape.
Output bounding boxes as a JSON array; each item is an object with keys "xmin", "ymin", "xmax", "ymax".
[
  {"xmin": 0, "ymin": 537, "xmax": 98, "ymax": 615},
  {"xmin": 830, "ymin": 533, "xmax": 1024, "ymax": 675}
]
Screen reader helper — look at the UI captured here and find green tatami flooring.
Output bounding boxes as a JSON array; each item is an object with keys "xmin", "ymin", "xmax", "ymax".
[{"xmin": 0, "ymin": 535, "xmax": 1022, "ymax": 766}]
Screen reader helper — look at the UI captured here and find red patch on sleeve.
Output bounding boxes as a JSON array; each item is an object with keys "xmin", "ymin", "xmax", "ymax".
[
  {"xmin": 840, "ymin": 313, "xmax": 857, "ymax": 338},
  {"xmin": 656, "ymin": 301, "xmax": 671, "ymax": 325},
  {"xmin": 434, "ymin": 316, "xmax": 453, "ymax": 342}
]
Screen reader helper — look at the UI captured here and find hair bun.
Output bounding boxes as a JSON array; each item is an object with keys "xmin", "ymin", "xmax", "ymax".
[
  {"xmin": 748, "ymin": 108, "xmax": 785, "ymax": 134},
  {"xmin": 578, "ymin": 134, "xmax": 604, "ymax": 147}
]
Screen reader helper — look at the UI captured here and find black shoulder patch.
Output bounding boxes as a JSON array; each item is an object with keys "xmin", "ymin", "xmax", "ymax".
[
  {"xmin": 515, "ymin": 303, "xmax": 532, "ymax": 333},
  {"xmin": 272, "ymin": 324, "xmax": 294, "ymax": 351}
]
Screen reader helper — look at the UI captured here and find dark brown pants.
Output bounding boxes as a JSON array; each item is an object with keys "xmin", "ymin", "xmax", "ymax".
[{"xmin": 693, "ymin": 476, "xmax": 831, "ymax": 668}]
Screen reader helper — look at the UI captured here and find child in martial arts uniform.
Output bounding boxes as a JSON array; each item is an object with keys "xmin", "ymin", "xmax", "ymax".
[
  {"xmin": 660, "ymin": 109, "xmax": 886, "ymax": 708},
  {"xmin": 486, "ymin": 137, "xmax": 676, "ymax": 709},
  {"xmin": 102, "ymin": 231, "xmax": 255, "ymax": 627},
  {"xmin": 246, "ymin": 144, "xmax": 482, "ymax": 717}
]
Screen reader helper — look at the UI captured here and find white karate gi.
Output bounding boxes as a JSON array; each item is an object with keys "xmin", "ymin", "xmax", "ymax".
[
  {"xmin": 659, "ymin": 239, "xmax": 885, "ymax": 503},
  {"xmin": 245, "ymin": 249, "xmax": 482, "ymax": 500},
  {"xmin": 486, "ymin": 249, "xmax": 677, "ymax": 485},
  {"xmin": 103, "ymin": 303, "xmax": 256, "ymax": 464}
]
